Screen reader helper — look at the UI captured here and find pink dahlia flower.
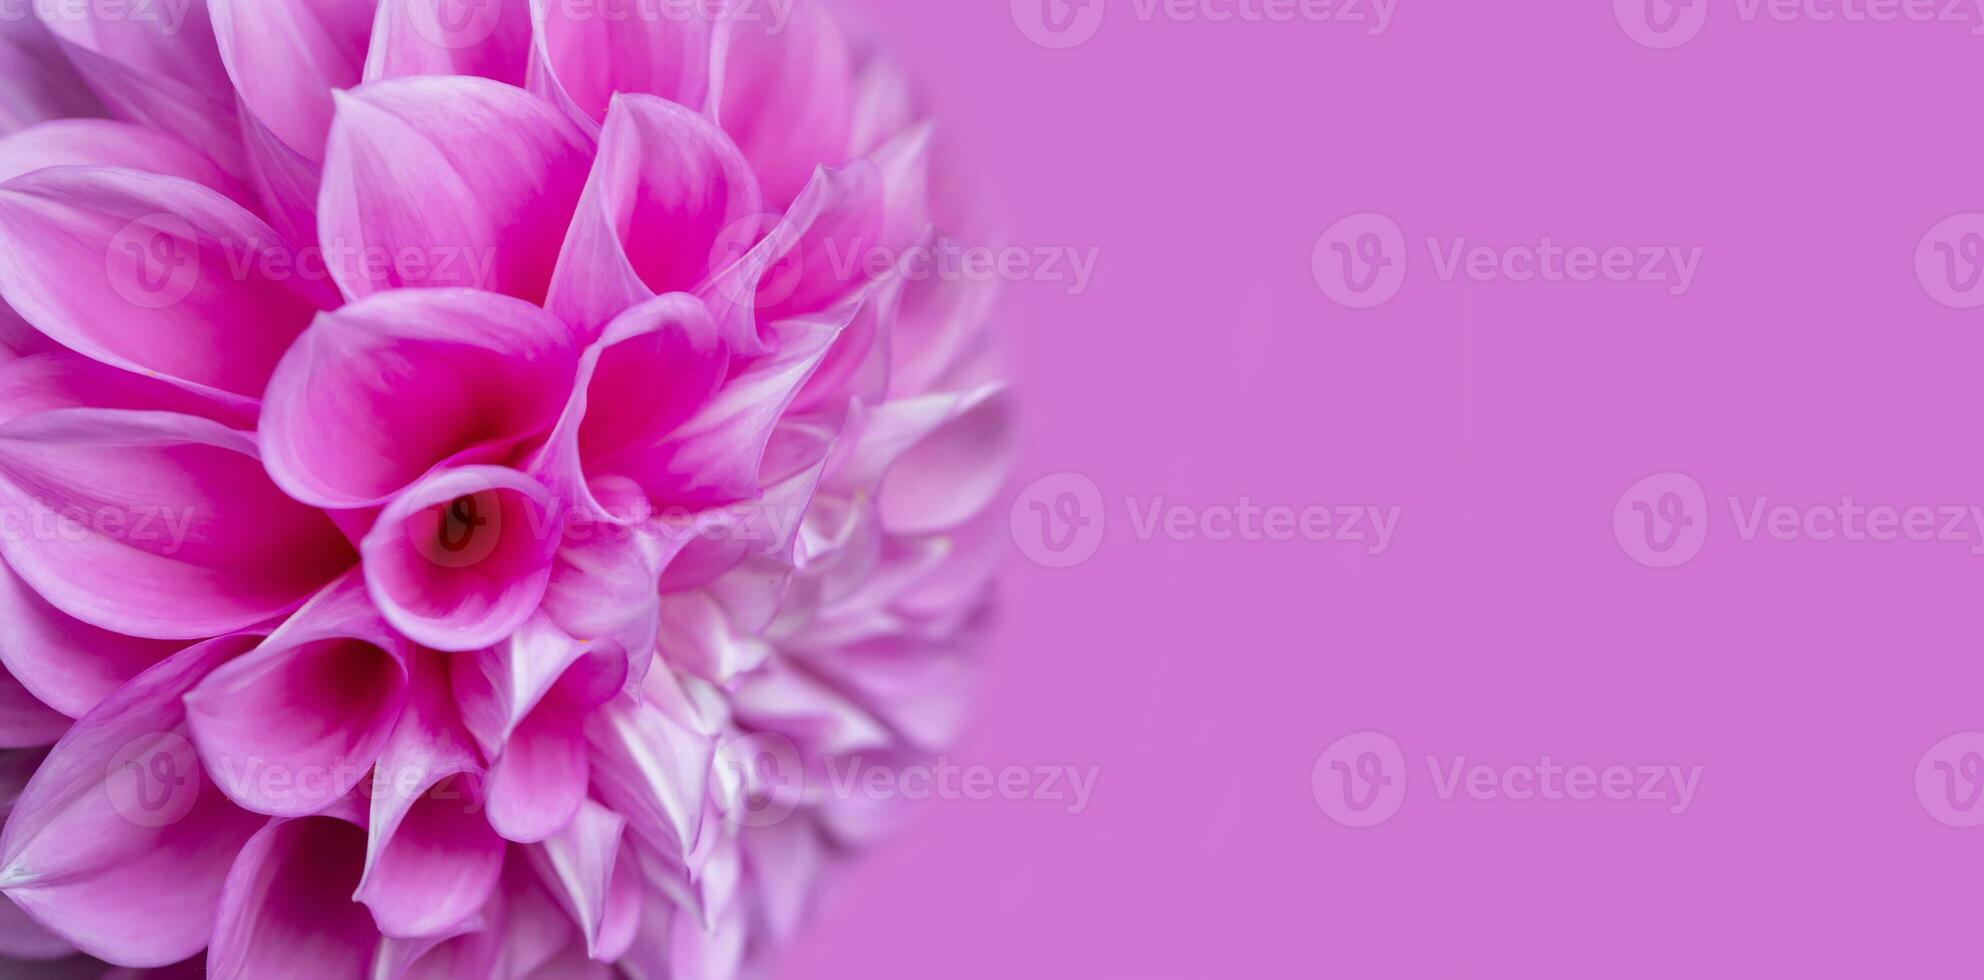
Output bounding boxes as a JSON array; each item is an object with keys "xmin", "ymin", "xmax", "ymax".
[{"xmin": 0, "ymin": 1, "xmax": 1012, "ymax": 976}]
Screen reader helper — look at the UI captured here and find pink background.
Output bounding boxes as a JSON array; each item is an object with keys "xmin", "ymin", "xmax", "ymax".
[{"xmin": 788, "ymin": 2, "xmax": 1984, "ymax": 977}]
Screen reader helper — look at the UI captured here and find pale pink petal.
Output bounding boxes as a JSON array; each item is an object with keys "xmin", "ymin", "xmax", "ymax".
[
  {"xmin": 318, "ymin": 76, "xmax": 592, "ymax": 303},
  {"xmin": 545, "ymin": 95, "xmax": 761, "ymax": 340},
  {"xmin": 655, "ymin": 591, "xmax": 768, "ymax": 686},
  {"xmin": 742, "ymin": 819, "xmax": 824, "ymax": 946},
  {"xmin": 712, "ymin": 0, "xmax": 852, "ymax": 208},
  {"xmin": 0, "ymin": 635, "xmax": 266, "ymax": 968},
  {"xmin": 361, "ymin": 465, "xmax": 563, "ymax": 652},
  {"xmin": 365, "ymin": 0, "xmax": 532, "ymax": 85},
  {"xmin": 185, "ymin": 576, "xmax": 410, "ymax": 816},
  {"xmin": 873, "ymin": 385, "xmax": 1015, "ymax": 534},
  {"xmin": 845, "ymin": 51, "xmax": 913, "ymax": 157},
  {"xmin": 525, "ymin": 798, "xmax": 625, "ymax": 956},
  {"xmin": 33, "ymin": 1, "xmax": 244, "ymax": 175},
  {"xmin": 0, "ymin": 409, "xmax": 355, "ymax": 639},
  {"xmin": 584, "ymin": 695, "xmax": 714, "ymax": 867},
  {"xmin": 453, "ymin": 617, "xmax": 626, "ymax": 842},
  {"xmin": 208, "ymin": 815, "xmax": 378, "ymax": 980},
  {"xmin": 0, "ymin": 560, "xmax": 178, "ymax": 720},
  {"xmin": 527, "ymin": 0, "xmax": 712, "ymax": 127},
  {"xmin": 0, "ymin": 119, "xmax": 240, "ymax": 198},
  {"xmin": 259, "ymin": 288, "xmax": 579, "ymax": 509},
  {"xmin": 0, "ymin": 168, "xmax": 334, "ymax": 404}
]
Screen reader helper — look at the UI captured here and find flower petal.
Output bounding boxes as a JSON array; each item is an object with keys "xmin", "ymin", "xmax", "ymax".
[
  {"xmin": 0, "ymin": 119, "xmax": 240, "ymax": 198},
  {"xmin": 0, "ymin": 409, "xmax": 355, "ymax": 639},
  {"xmin": 208, "ymin": 815, "xmax": 378, "ymax": 980},
  {"xmin": 0, "ymin": 17, "xmax": 103, "ymax": 136},
  {"xmin": 712, "ymin": 0, "xmax": 852, "ymax": 208},
  {"xmin": 0, "ymin": 559, "xmax": 181, "ymax": 720},
  {"xmin": 614, "ymin": 311, "xmax": 845, "ymax": 509},
  {"xmin": 361, "ymin": 465, "xmax": 563, "ymax": 652},
  {"xmin": 527, "ymin": 0, "xmax": 712, "ymax": 128},
  {"xmin": 184, "ymin": 576, "xmax": 411, "ymax": 816},
  {"xmin": 0, "ymin": 662, "xmax": 64, "ymax": 749},
  {"xmin": 365, "ymin": 0, "xmax": 533, "ymax": 85},
  {"xmin": 525, "ymin": 799, "xmax": 628, "ymax": 959},
  {"xmin": 0, "ymin": 634, "xmax": 266, "ymax": 968},
  {"xmin": 545, "ymin": 95, "xmax": 760, "ymax": 340},
  {"xmin": 318, "ymin": 76, "xmax": 592, "ymax": 303},
  {"xmin": 33, "ymin": 0, "xmax": 243, "ymax": 175},
  {"xmin": 260, "ymin": 288, "xmax": 579, "ymax": 509},
  {"xmin": 0, "ymin": 168, "xmax": 334, "ymax": 404},
  {"xmin": 354, "ymin": 770, "xmax": 503, "ymax": 939},
  {"xmin": 208, "ymin": 0, "xmax": 375, "ymax": 242}
]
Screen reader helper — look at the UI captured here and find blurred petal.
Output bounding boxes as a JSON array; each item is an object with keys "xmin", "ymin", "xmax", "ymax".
[
  {"xmin": 527, "ymin": 0, "xmax": 712, "ymax": 127},
  {"xmin": 0, "ymin": 119, "xmax": 240, "ymax": 198},
  {"xmin": 34, "ymin": 0, "xmax": 243, "ymax": 175},
  {"xmin": 366, "ymin": 0, "xmax": 532, "ymax": 85},
  {"xmin": 712, "ymin": 0, "xmax": 852, "ymax": 208},
  {"xmin": 0, "ymin": 16, "xmax": 103, "ymax": 135}
]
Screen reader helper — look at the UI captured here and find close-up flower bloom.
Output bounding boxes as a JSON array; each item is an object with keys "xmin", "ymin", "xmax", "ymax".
[{"xmin": 0, "ymin": 1, "xmax": 1012, "ymax": 976}]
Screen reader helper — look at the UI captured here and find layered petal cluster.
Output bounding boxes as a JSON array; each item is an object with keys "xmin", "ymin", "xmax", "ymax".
[{"xmin": 0, "ymin": 2, "xmax": 1010, "ymax": 976}]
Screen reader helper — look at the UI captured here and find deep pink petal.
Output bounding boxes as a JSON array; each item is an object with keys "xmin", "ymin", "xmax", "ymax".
[
  {"xmin": 545, "ymin": 95, "xmax": 761, "ymax": 339},
  {"xmin": 0, "ymin": 409, "xmax": 355, "ymax": 639},
  {"xmin": 208, "ymin": 816, "xmax": 377, "ymax": 980},
  {"xmin": 361, "ymin": 465, "xmax": 563, "ymax": 652},
  {"xmin": 260, "ymin": 288, "xmax": 579, "ymax": 509},
  {"xmin": 318, "ymin": 76, "xmax": 592, "ymax": 303},
  {"xmin": 0, "ymin": 168, "xmax": 333, "ymax": 404},
  {"xmin": 185, "ymin": 576, "xmax": 410, "ymax": 816},
  {"xmin": 0, "ymin": 635, "xmax": 265, "ymax": 968}
]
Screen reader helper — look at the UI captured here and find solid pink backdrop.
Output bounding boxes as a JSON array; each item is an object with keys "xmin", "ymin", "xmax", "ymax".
[{"xmin": 787, "ymin": 2, "xmax": 1984, "ymax": 976}]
